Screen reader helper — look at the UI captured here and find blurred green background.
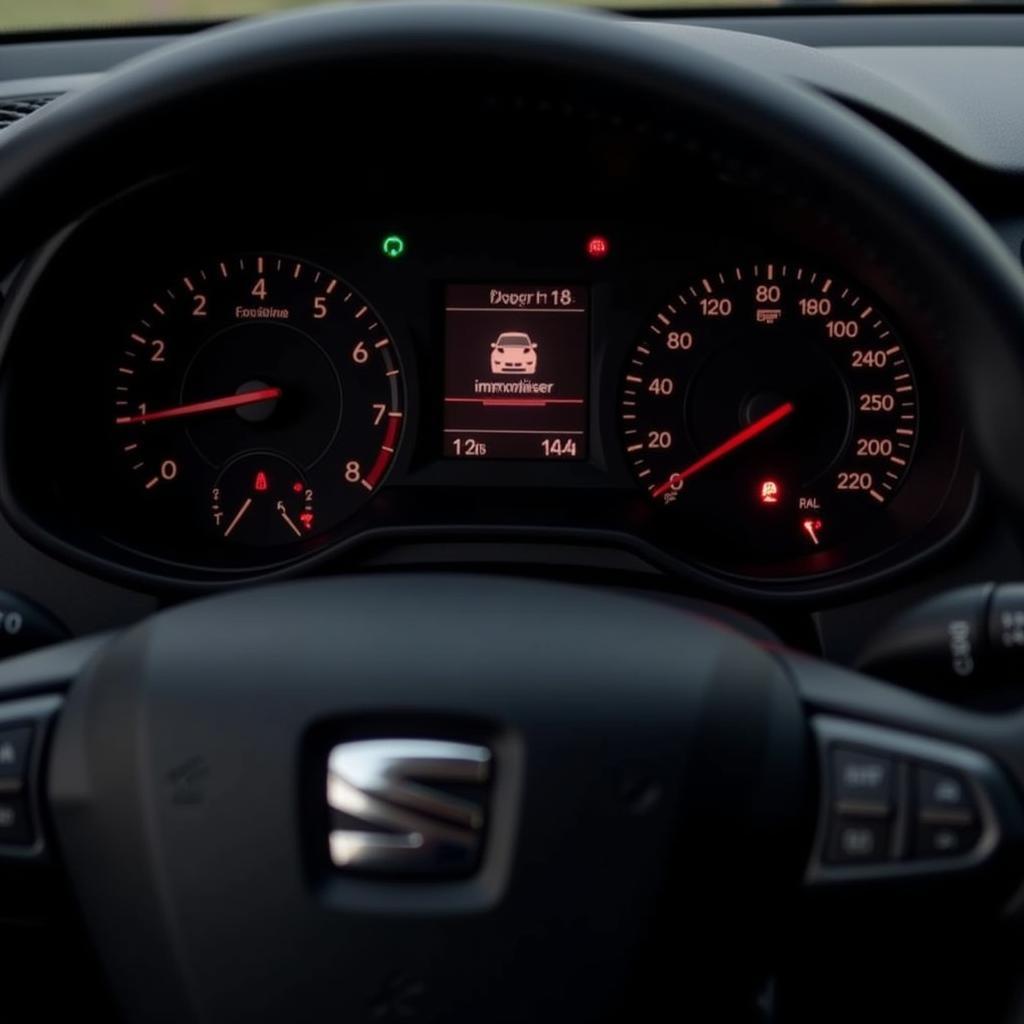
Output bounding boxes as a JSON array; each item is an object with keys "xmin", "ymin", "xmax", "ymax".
[
  {"xmin": 0, "ymin": 0, "xmax": 971, "ymax": 33},
  {"xmin": 0, "ymin": 0, "xmax": 789, "ymax": 34}
]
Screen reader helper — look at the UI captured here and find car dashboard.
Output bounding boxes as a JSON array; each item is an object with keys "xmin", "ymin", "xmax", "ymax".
[
  {"xmin": 0, "ymin": 9, "xmax": 1023, "ymax": 659},
  {"xmin": 8, "ymin": 8, "xmax": 1024, "ymax": 1024}
]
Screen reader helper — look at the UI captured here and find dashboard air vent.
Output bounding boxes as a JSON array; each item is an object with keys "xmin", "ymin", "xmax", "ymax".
[{"xmin": 0, "ymin": 95, "xmax": 59, "ymax": 131}]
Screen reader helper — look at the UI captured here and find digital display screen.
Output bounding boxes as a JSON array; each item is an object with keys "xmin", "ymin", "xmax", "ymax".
[{"xmin": 443, "ymin": 284, "xmax": 588, "ymax": 459}]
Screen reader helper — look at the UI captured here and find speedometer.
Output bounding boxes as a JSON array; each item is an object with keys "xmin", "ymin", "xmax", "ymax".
[{"xmin": 620, "ymin": 262, "xmax": 918, "ymax": 570}]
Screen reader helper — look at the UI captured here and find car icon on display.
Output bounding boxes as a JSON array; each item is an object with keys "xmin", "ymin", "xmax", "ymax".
[{"xmin": 491, "ymin": 332, "xmax": 538, "ymax": 374}]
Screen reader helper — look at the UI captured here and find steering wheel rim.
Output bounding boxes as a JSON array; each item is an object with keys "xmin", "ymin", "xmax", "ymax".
[{"xmin": 2, "ymin": 3, "xmax": 1024, "ymax": 1021}]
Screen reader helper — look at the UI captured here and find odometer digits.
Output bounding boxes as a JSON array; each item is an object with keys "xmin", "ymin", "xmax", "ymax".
[{"xmin": 621, "ymin": 262, "xmax": 918, "ymax": 571}]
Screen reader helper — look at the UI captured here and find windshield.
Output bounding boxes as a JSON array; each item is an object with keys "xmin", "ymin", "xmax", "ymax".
[{"xmin": 0, "ymin": 0, "xmax": 993, "ymax": 34}]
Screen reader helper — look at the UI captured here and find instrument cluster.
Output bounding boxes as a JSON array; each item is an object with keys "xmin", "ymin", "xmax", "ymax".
[{"xmin": 0, "ymin": 173, "xmax": 974, "ymax": 595}]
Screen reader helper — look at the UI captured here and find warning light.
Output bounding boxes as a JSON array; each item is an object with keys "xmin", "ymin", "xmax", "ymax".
[
  {"xmin": 586, "ymin": 235, "xmax": 610, "ymax": 259},
  {"xmin": 254, "ymin": 471, "xmax": 269, "ymax": 492},
  {"xmin": 802, "ymin": 519, "xmax": 823, "ymax": 546},
  {"xmin": 382, "ymin": 234, "xmax": 406, "ymax": 259},
  {"xmin": 292, "ymin": 481, "xmax": 304, "ymax": 494},
  {"xmin": 299, "ymin": 512, "xmax": 314, "ymax": 530},
  {"xmin": 759, "ymin": 479, "xmax": 780, "ymax": 505}
]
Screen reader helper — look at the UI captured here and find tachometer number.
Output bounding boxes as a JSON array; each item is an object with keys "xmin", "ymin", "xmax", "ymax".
[{"xmin": 113, "ymin": 253, "xmax": 404, "ymax": 548}]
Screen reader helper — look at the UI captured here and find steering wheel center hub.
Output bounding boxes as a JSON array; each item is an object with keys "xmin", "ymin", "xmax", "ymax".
[{"xmin": 49, "ymin": 575, "xmax": 806, "ymax": 1022}]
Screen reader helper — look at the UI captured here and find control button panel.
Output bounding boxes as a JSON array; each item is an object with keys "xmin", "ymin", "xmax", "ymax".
[
  {"xmin": 0, "ymin": 696, "xmax": 60, "ymax": 859},
  {"xmin": 857, "ymin": 581, "xmax": 1024, "ymax": 704},
  {"xmin": 0, "ymin": 591, "xmax": 68, "ymax": 663},
  {"xmin": 0, "ymin": 795, "xmax": 32, "ymax": 845},
  {"xmin": 832, "ymin": 748, "xmax": 894, "ymax": 813},
  {"xmin": 0, "ymin": 725, "xmax": 33, "ymax": 787},
  {"xmin": 828, "ymin": 816, "xmax": 891, "ymax": 865},
  {"xmin": 808, "ymin": 717, "xmax": 1008, "ymax": 883},
  {"xmin": 916, "ymin": 821, "xmax": 981, "ymax": 859},
  {"xmin": 917, "ymin": 767, "xmax": 972, "ymax": 822}
]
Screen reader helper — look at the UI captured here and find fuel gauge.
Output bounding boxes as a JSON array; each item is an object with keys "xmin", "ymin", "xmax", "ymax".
[{"xmin": 210, "ymin": 453, "xmax": 314, "ymax": 546}]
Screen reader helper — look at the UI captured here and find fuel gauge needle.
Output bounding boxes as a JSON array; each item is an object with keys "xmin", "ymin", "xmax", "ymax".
[{"xmin": 223, "ymin": 497, "xmax": 253, "ymax": 538}]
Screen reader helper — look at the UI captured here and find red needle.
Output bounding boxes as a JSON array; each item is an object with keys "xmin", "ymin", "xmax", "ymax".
[
  {"xmin": 115, "ymin": 387, "xmax": 282, "ymax": 426},
  {"xmin": 650, "ymin": 401, "xmax": 795, "ymax": 498}
]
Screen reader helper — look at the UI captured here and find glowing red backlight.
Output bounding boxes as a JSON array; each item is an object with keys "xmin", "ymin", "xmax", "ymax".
[
  {"xmin": 293, "ymin": 481, "xmax": 304, "ymax": 494},
  {"xmin": 802, "ymin": 519, "xmax": 823, "ymax": 546},
  {"xmin": 299, "ymin": 512, "xmax": 314, "ymax": 530},
  {"xmin": 759, "ymin": 479, "xmax": 780, "ymax": 505},
  {"xmin": 254, "ymin": 471, "xmax": 269, "ymax": 492},
  {"xmin": 586, "ymin": 235, "xmax": 609, "ymax": 259}
]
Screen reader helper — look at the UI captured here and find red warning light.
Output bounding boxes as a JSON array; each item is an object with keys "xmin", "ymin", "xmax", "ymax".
[
  {"xmin": 759, "ymin": 479, "xmax": 780, "ymax": 505},
  {"xmin": 292, "ymin": 481, "xmax": 304, "ymax": 494},
  {"xmin": 586, "ymin": 235, "xmax": 609, "ymax": 259},
  {"xmin": 299, "ymin": 512, "xmax": 314, "ymax": 530},
  {"xmin": 802, "ymin": 519, "xmax": 823, "ymax": 546},
  {"xmin": 254, "ymin": 471, "xmax": 269, "ymax": 492}
]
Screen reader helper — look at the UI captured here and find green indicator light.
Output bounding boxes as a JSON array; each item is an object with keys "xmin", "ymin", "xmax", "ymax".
[{"xmin": 382, "ymin": 234, "xmax": 406, "ymax": 259}]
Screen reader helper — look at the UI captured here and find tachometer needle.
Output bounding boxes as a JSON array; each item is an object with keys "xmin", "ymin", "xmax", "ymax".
[
  {"xmin": 650, "ymin": 401, "xmax": 795, "ymax": 498},
  {"xmin": 115, "ymin": 387, "xmax": 282, "ymax": 426},
  {"xmin": 223, "ymin": 497, "xmax": 253, "ymax": 538}
]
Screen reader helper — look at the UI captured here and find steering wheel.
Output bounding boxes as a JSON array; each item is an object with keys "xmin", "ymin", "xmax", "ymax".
[{"xmin": 3, "ymin": 4, "xmax": 1024, "ymax": 1021}]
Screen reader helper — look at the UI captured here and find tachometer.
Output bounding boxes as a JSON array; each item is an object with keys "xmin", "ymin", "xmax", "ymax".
[
  {"xmin": 620, "ymin": 262, "xmax": 918, "ymax": 570},
  {"xmin": 112, "ymin": 254, "xmax": 403, "ymax": 550}
]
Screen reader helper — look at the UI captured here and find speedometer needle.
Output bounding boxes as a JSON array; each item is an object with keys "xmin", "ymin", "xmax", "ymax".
[
  {"xmin": 650, "ymin": 401, "xmax": 795, "ymax": 498},
  {"xmin": 115, "ymin": 387, "xmax": 282, "ymax": 425}
]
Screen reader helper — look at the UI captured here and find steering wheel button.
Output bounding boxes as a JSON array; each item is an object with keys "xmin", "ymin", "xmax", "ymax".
[
  {"xmin": 915, "ymin": 823, "xmax": 981, "ymax": 860},
  {"xmin": 826, "ymin": 817, "xmax": 892, "ymax": 865},
  {"xmin": 0, "ymin": 796, "xmax": 32, "ymax": 846},
  {"xmin": 917, "ymin": 767, "xmax": 975, "ymax": 824},
  {"xmin": 0, "ymin": 725, "xmax": 32, "ymax": 787},
  {"xmin": 832, "ymin": 747, "xmax": 894, "ymax": 812}
]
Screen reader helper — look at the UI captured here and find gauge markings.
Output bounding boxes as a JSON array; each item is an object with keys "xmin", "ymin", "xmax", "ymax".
[
  {"xmin": 113, "ymin": 253, "xmax": 405, "ymax": 549},
  {"xmin": 620, "ymin": 261, "xmax": 919, "ymax": 569}
]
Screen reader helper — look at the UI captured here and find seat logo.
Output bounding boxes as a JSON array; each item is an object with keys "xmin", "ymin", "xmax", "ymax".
[{"xmin": 326, "ymin": 739, "xmax": 491, "ymax": 876}]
